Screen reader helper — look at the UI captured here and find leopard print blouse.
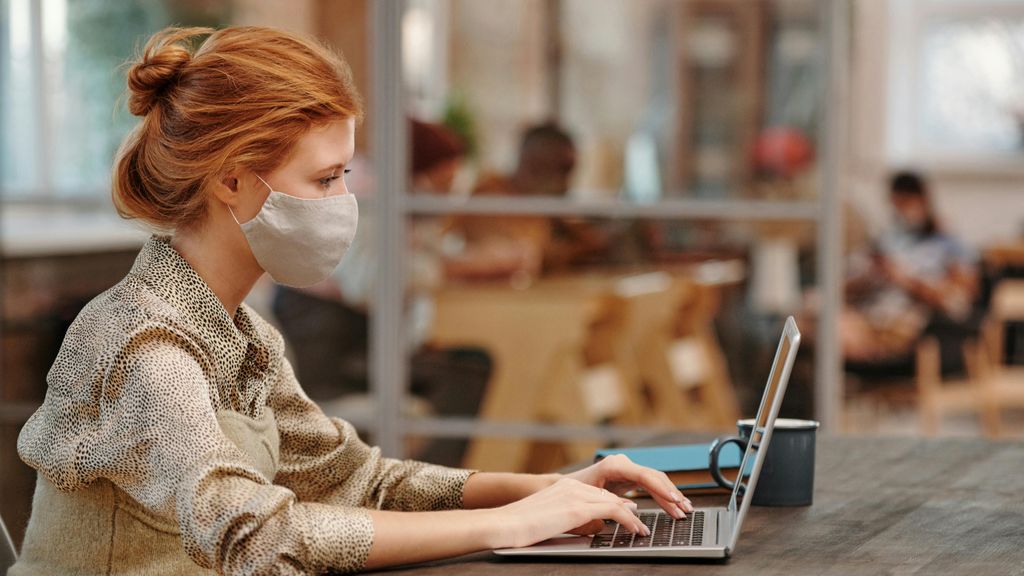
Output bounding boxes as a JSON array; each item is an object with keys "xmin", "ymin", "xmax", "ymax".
[{"xmin": 17, "ymin": 235, "xmax": 475, "ymax": 573}]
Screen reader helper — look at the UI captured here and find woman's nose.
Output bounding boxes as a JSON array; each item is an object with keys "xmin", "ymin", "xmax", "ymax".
[{"xmin": 326, "ymin": 181, "xmax": 351, "ymax": 198}]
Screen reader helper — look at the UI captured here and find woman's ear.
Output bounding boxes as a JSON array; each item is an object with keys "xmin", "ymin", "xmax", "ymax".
[{"xmin": 212, "ymin": 173, "xmax": 242, "ymax": 207}]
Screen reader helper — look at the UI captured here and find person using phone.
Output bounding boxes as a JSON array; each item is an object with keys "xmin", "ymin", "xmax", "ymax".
[{"xmin": 840, "ymin": 171, "xmax": 979, "ymax": 362}]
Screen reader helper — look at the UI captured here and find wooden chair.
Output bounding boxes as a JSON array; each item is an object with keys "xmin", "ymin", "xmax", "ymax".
[
  {"xmin": 916, "ymin": 281, "xmax": 1024, "ymax": 436},
  {"xmin": 985, "ymin": 280, "xmax": 1024, "ymax": 374},
  {"xmin": 916, "ymin": 336, "xmax": 1000, "ymax": 436},
  {"xmin": 518, "ymin": 273, "xmax": 695, "ymax": 469},
  {"xmin": 582, "ymin": 271, "xmax": 740, "ymax": 431},
  {"xmin": 669, "ymin": 275, "xmax": 741, "ymax": 429},
  {"xmin": 589, "ymin": 273, "xmax": 697, "ymax": 427},
  {"xmin": 967, "ymin": 280, "xmax": 1024, "ymax": 437},
  {"xmin": 843, "ymin": 317, "xmax": 992, "ymax": 435}
]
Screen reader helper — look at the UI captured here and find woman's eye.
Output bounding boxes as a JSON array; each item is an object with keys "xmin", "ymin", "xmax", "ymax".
[
  {"xmin": 318, "ymin": 175, "xmax": 341, "ymax": 188},
  {"xmin": 318, "ymin": 169, "xmax": 351, "ymax": 189}
]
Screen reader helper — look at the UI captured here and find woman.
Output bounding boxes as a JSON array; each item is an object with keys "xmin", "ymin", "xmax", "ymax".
[
  {"xmin": 841, "ymin": 171, "xmax": 979, "ymax": 362},
  {"xmin": 11, "ymin": 27, "xmax": 690, "ymax": 574}
]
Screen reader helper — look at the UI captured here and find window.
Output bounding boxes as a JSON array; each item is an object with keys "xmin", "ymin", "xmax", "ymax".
[
  {"xmin": 888, "ymin": 0, "xmax": 1024, "ymax": 168},
  {"xmin": 921, "ymin": 17, "xmax": 1024, "ymax": 154},
  {"xmin": 0, "ymin": 0, "xmax": 229, "ymax": 202}
]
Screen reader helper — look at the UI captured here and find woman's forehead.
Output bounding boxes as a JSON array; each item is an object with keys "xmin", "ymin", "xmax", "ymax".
[{"xmin": 290, "ymin": 118, "xmax": 356, "ymax": 168}]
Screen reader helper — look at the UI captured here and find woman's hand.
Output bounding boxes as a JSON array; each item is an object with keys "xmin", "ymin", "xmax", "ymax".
[
  {"xmin": 489, "ymin": 477, "xmax": 648, "ymax": 549},
  {"xmin": 565, "ymin": 453, "xmax": 693, "ymax": 521}
]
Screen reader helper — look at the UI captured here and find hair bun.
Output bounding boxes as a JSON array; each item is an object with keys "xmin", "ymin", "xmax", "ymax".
[{"xmin": 126, "ymin": 27, "xmax": 212, "ymax": 116}]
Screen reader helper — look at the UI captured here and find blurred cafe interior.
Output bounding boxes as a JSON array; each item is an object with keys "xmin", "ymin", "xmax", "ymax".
[{"xmin": 3, "ymin": 0, "xmax": 1024, "ymax": 549}]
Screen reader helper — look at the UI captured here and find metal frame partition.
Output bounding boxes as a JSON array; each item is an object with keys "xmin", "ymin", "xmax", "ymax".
[{"xmin": 370, "ymin": 0, "xmax": 847, "ymax": 459}]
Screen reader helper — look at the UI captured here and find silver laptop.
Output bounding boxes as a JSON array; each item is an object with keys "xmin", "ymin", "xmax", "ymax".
[{"xmin": 494, "ymin": 316, "xmax": 801, "ymax": 560}]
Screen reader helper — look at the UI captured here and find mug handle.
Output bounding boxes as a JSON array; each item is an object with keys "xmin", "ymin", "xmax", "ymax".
[{"xmin": 709, "ymin": 435, "xmax": 747, "ymax": 491}]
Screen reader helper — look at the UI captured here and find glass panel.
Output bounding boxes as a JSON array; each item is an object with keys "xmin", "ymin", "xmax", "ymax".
[
  {"xmin": 402, "ymin": 0, "xmax": 821, "ymax": 204},
  {"xmin": 395, "ymin": 0, "xmax": 826, "ymax": 469},
  {"xmin": 401, "ymin": 214, "xmax": 817, "ymax": 470}
]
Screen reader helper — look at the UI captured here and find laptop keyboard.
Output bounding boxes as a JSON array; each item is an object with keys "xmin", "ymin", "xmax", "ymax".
[{"xmin": 589, "ymin": 511, "xmax": 705, "ymax": 548}]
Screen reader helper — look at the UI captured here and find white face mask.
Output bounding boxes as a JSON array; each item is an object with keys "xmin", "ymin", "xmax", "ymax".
[{"xmin": 231, "ymin": 174, "xmax": 358, "ymax": 287}]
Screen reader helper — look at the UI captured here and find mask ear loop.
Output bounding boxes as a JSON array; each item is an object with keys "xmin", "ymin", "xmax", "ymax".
[
  {"xmin": 228, "ymin": 174, "xmax": 275, "ymax": 226},
  {"xmin": 254, "ymin": 173, "xmax": 275, "ymax": 193}
]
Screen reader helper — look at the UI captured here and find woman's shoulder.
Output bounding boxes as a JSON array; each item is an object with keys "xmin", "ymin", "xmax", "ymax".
[
  {"xmin": 51, "ymin": 273, "xmax": 213, "ymax": 390},
  {"xmin": 20, "ymin": 275, "xmax": 216, "ymax": 490},
  {"xmin": 77, "ymin": 271, "xmax": 203, "ymax": 341}
]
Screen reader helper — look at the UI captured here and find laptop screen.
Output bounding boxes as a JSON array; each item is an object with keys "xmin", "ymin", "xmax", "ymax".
[{"xmin": 727, "ymin": 317, "xmax": 800, "ymax": 516}]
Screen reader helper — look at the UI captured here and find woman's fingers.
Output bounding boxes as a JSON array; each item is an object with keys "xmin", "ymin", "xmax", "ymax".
[
  {"xmin": 607, "ymin": 457, "xmax": 692, "ymax": 512},
  {"xmin": 598, "ymin": 502, "xmax": 649, "ymax": 535},
  {"xmin": 558, "ymin": 462, "xmax": 701, "ymax": 535},
  {"xmin": 579, "ymin": 485, "xmax": 645, "ymax": 535},
  {"xmin": 553, "ymin": 479, "xmax": 644, "ymax": 535},
  {"xmin": 650, "ymin": 492, "xmax": 688, "ymax": 520},
  {"xmin": 638, "ymin": 469, "xmax": 690, "ymax": 510}
]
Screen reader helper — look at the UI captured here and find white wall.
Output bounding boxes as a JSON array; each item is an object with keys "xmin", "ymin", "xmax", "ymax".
[
  {"xmin": 449, "ymin": 0, "xmax": 549, "ymax": 173},
  {"xmin": 232, "ymin": 0, "xmax": 315, "ymax": 34}
]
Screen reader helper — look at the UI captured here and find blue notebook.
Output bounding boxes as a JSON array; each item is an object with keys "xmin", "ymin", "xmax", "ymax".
[{"xmin": 594, "ymin": 443, "xmax": 752, "ymax": 492}]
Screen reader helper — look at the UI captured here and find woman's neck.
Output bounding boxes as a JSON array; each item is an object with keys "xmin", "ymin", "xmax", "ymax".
[{"xmin": 170, "ymin": 215, "xmax": 263, "ymax": 319}]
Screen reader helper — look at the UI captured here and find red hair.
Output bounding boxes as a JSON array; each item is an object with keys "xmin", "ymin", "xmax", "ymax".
[{"xmin": 113, "ymin": 26, "xmax": 364, "ymax": 231}]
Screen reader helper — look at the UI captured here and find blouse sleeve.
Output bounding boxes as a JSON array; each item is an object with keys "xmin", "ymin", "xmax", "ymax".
[
  {"xmin": 19, "ymin": 324, "xmax": 378, "ymax": 574},
  {"xmin": 268, "ymin": 356, "xmax": 477, "ymax": 512}
]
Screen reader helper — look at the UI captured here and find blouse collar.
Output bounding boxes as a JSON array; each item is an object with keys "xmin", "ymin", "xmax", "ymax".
[{"xmin": 129, "ymin": 236, "xmax": 281, "ymax": 412}]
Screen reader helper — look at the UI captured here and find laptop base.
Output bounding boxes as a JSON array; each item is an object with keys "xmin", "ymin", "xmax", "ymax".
[{"xmin": 493, "ymin": 507, "xmax": 731, "ymax": 559}]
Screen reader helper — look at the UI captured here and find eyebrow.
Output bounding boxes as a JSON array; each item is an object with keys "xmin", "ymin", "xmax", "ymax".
[{"xmin": 315, "ymin": 162, "xmax": 348, "ymax": 174}]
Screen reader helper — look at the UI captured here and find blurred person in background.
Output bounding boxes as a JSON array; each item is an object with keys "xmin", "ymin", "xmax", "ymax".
[
  {"xmin": 12, "ymin": 26, "xmax": 692, "ymax": 575},
  {"xmin": 474, "ymin": 122, "xmax": 578, "ymax": 197},
  {"xmin": 841, "ymin": 171, "xmax": 980, "ymax": 363},
  {"xmin": 456, "ymin": 122, "xmax": 611, "ymax": 280}
]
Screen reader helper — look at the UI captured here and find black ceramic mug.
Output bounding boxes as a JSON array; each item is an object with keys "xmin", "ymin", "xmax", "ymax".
[{"xmin": 708, "ymin": 418, "xmax": 819, "ymax": 506}]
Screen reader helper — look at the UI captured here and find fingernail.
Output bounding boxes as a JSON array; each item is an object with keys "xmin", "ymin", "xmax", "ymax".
[
  {"xmin": 676, "ymin": 504, "xmax": 688, "ymax": 519},
  {"xmin": 683, "ymin": 501, "xmax": 694, "ymax": 512}
]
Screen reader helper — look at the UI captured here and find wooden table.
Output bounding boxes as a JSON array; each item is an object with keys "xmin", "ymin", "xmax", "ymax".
[
  {"xmin": 366, "ymin": 435, "xmax": 1024, "ymax": 575},
  {"xmin": 430, "ymin": 263, "xmax": 745, "ymax": 472},
  {"xmin": 431, "ymin": 280, "xmax": 610, "ymax": 471}
]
